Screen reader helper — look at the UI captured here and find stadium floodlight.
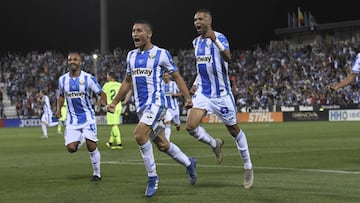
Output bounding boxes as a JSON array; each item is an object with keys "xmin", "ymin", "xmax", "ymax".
[{"xmin": 93, "ymin": 54, "xmax": 98, "ymax": 60}]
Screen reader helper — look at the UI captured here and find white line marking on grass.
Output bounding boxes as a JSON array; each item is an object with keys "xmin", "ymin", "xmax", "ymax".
[
  {"xmin": 255, "ymin": 166, "xmax": 360, "ymax": 175},
  {"xmin": 102, "ymin": 161, "xmax": 360, "ymax": 175}
]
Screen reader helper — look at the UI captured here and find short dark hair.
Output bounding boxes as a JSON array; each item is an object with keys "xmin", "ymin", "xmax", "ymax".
[
  {"xmin": 196, "ymin": 8, "xmax": 212, "ymax": 17},
  {"xmin": 134, "ymin": 19, "xmax": 152, "ymax": 31},
  {"xmin": 40, "ymin": 90, "xmax": 47, "ymax": 95},
  {"xmin": 108, "ymin": 72, "xmax": 116, "ymax": 79}
]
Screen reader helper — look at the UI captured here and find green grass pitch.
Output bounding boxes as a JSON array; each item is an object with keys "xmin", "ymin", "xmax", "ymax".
[{"xmin": 0, "ymin": 122, "xmax": 359, "ymax": 203}]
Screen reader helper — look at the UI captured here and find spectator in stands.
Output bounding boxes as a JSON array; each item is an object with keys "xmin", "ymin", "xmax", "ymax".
[
  {"xmin": 0, "ymin": 100, "xmax": 3, "ymax": 118},
  {"xmin": 3, "ymin": 39, "xmax": 360, "ymax": 112},
  {"xmin": 15, "ymin": 99, "xmax": 21, "ymax": 118}
]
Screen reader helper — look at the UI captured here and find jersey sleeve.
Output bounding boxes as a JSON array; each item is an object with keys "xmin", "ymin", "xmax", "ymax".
[
  {"xmin": 160, "ymin": 49, "xmax": 178, "ymax": 73},
  {"xmin": 89, "ymin": 75, "xmax": 103, "ymax": 94},
  {"xmin": 352, "ymin": 53, "xmax": 360, "ymax": 73},
  {"xmin": 126, "ymin": 51, "xmax": 133, "ymax": 76},
  {"xmin": 216, "ymin": 33, "xmax": 230, "ymax": 51}
]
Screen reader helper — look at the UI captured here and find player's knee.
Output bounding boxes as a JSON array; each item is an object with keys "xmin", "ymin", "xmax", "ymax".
[
  {"xmin": 186, "ymin": 122, "xmax": 197, "ymax": 132},
  {"xmin": 66, "ymin": 143, "xmax": 78, "ymax": 153},
  {"xmin": 226, "ymin": 124, "xmax": 240, "ymax": 137},
  {"xmin": 134, "ymin": 133, "xmax": 147, "ymax": 144},
  {"xmin": 67, "ymin": 147, "xmax": 77, "ymax": 153},
  {"xmin": 87, "ymin": 143, "xmax": 97, "ymax": 152},
  {"xmin": 157, "ymin": 142, "xmax": 169, "ymax": 152}
]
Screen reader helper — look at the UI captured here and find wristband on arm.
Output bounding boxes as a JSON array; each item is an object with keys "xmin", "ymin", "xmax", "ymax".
[{"xmin": 214, "ymin": 38, "xmax": 225, "ymax": 52}]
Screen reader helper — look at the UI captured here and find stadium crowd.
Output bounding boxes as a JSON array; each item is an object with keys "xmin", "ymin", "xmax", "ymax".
[{"xmin": 1, "ymin": 39, "xmax": 360, "ymax": 118}]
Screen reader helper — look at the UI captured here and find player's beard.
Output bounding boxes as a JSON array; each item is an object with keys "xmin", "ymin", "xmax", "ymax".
[{"xmin": 69, "ymin": 64, "xmax": 79, "ymax": 73}]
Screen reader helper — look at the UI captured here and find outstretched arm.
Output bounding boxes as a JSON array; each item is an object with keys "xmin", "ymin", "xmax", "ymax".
[
  {"xmin": 122, "ymin": 89, "xmax": 133, "ymax": 106},
  {"xmin": 190, "ymin": 74, "xmax": 199, "ymax": 95},
  {"xmin": 330, "ymin": 73, "xmax": 357, "ymax": 90},
  {"xmin": 56, "ymin": 95, "xmax": 64, "ymax": 118},
  {"xmin": 108, "ymin": 75, "xmax": 132, "ymax": 112}
]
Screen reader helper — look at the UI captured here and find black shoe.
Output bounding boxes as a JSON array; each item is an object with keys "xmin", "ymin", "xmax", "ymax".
[{"xmin": 91, "ymin": 175, "xmax": 102, "ymax": 182}]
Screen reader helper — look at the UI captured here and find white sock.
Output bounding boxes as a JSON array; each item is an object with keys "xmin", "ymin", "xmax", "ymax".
[
  {"xmin": 89, "ymin": 148, "xmax": 101, "ymax": 177},
  {"xmin": 41, "ymin": 123, "xmax": 48, "ymax": 137},
  {"xmin": 48, "ymin": 122, "xmax": 58, "ymax": 127},
  {"xmin": 234, "ymin": 130, "xmax": 252, "ymax": 169},
  {"xmin": 166, "ymin": 143, "xmax": 191, "ymax": 167},
  {"xmin": 165, "ymin": 124, "xmax": 171, "ymax": 141},
  {"xmin": 139, "ymin": 140, "xmax": 157, "ymax": 177},
  {"xmin": 188, "ymin": 126, "xmax": 217, "ymax": 148}
]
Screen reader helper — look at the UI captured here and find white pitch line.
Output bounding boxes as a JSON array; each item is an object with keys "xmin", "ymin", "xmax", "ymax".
[
  {"xmin": 102, "ymin": 161, "xmax": 360, "ymax": 175},
  {"xmin": 255, "ymin": 166, "xmax": 360, "ymax": 175}
]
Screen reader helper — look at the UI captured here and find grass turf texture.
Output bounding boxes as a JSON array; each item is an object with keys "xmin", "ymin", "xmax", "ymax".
[{"xmin": 0, "ymin": 122, "xmax": 359, "ymax": 203}]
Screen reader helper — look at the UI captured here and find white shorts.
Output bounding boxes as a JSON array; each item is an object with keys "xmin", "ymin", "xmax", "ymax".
[
  {"xmin": 41, "ymin": 112, "xmax": 52, "ymax": 124},
  {"xmin": 192, "ymin": 93, "xmax": 237, "ymax": 126},
  {"xmin": 169, "ymin": 107, "xmax": 180, "ymax": 125},
  {"xmin": 163, "ymin": 110, "xmax": 173, "ymax": 123},
  {"xmin": 138, "ymin": 104, "xmax": 166, "ymax": 128},
  {"xmin": 138, "ymin": 104, "xmax": 166, "ymax": 140},
  {"xmin": 64, "ymin": 123, "xmax": 98, "ymax": 146}
]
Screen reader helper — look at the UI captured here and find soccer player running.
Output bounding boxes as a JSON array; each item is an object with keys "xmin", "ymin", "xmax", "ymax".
[
  {"xmin": 56, "ymin": 52, "xmax": 107, "ymax": 182},
  {"xmin": 102, "ymin": 72, "xmax": 132, "ymax": 149},
  {"xmin": 186, "ymin": 8, "xmax": 254, "ymax": 189},
  {"xmin": 162, "ymin": 71, "xmax": 182, "ymax": 141},
  {"xmin": 38, "ymin": 90, "xmax": 58, "ymax": 139},
  {"xmin": 107, "ymin": 19, "xmax": 197, "ymax": 197}
]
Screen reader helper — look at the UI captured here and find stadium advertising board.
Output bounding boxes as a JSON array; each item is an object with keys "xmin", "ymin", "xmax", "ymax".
[
  {"xmin": 1, "ymin": 118, "xmax": 41, "ymax": 127},
  {"xmin": 283, "ymin": 111, "xmax": 328, "ymax": 121},
  {"xmin": 0, "ymin": 116, "xmax": 110, "ymax": 128},
  {"xmin": 122, "ymin": 101, "xmax": 139, "ymax": 124},
  {"xmin": 201, "ymin": 112, "xmax": 283, "ymax": 123},
  {"xmin": 329, "ymin": 109, "xmax": 360, "ymax": 121},
  {"xmin": 238, "ymin": 112, "xmax": 283, "ymax": 122}
]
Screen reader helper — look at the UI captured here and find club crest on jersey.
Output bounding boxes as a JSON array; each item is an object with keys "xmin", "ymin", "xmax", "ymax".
[
  {"xmin": 131, "ymin": 68, "xmax": 153, "ymax": 76},
  {"xmin": 196, "ymin": 55, "xmax": 212, "ymax": 64},
  {"xmin": 148, "ymin": 53, "xmax": 156, "ymax": 59},
  {"xmin": 79, "ymin": 79, "xmax": 85, "ymax": 85}
]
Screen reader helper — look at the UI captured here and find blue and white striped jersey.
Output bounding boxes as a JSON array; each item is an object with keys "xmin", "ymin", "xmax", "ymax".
[
  {"xmin": 161, "ymin": 80, "xmax": 179, "ymax": 110},
  {"xmin": 193, "ymin": 31, "xmax": 232, "ymax": 98},
  {"xmin": 352, "ymin": 53, "xmax": 360, "ymax": 73},
  {"xmin": 42, "ymin": 95, "xmax": 53, "ymax": 115},
  {"xmin": 58, "ymin": 70, "xmax": 102, "ymax": 129},
  {"xmin": 126, "ymin": 45, "xmax": 178, "ymax": 111}
]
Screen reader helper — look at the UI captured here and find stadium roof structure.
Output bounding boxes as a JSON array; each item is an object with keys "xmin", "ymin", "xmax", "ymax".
[{"xmin": 273, "ymin": 19, "xmax": 360, "ymax": 45}]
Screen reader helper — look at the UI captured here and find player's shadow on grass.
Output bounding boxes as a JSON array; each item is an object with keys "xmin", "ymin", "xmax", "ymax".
[
  {"xmin": 194, "ymin": 181, "xmax": 240, "ymax": 188},
  {"xmin": 66, "ymin": 174, "xmax": 96, "ymax": 181}
]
